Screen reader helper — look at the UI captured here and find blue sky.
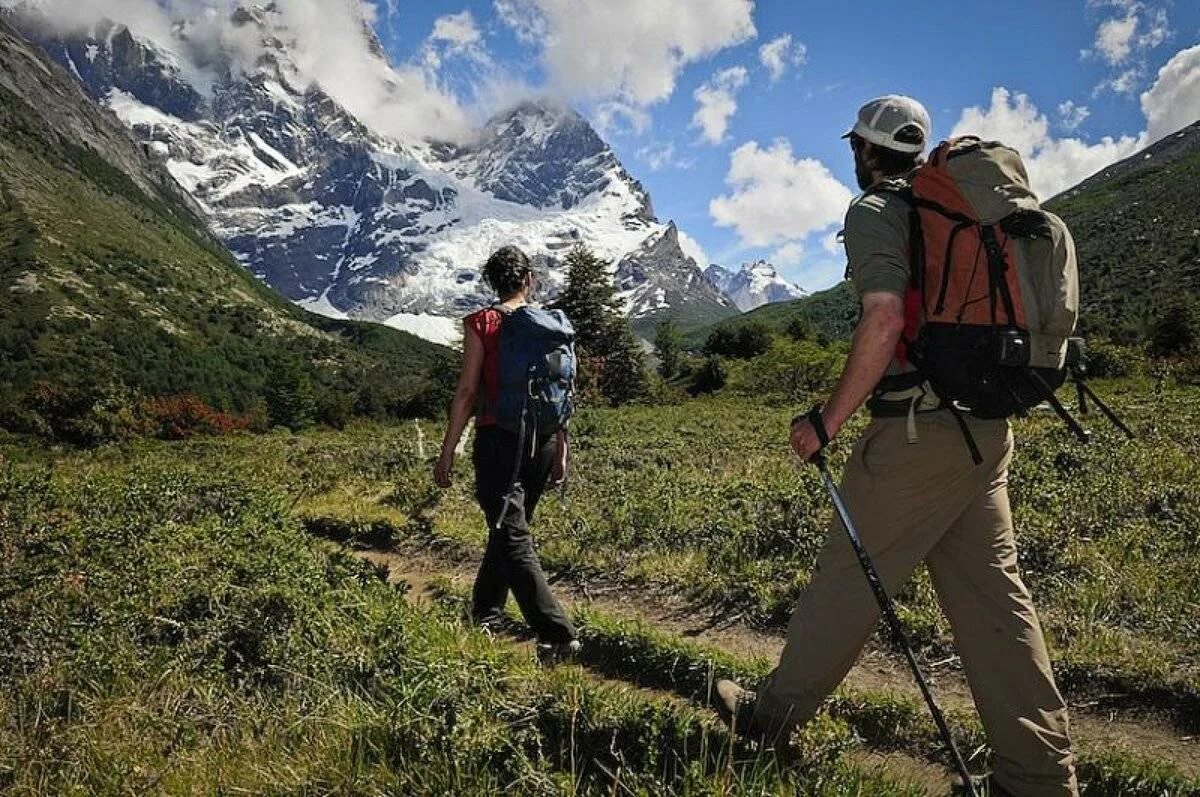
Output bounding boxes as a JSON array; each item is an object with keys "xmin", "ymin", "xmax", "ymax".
[{"xmin": 377, "ymin": 0, "xmax": 1200, "ymax": 290}]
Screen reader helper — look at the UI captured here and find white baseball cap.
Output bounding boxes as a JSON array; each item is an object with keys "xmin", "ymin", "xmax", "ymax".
[{"xmin": 842, "ymin": 95, "xmax": 931, "ymax": 154}]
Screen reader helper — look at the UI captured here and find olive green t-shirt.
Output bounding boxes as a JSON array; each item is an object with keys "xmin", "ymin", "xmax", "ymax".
[{"xmin": 843, "ymin": 189, "xmax": 911, "ymax": 298}]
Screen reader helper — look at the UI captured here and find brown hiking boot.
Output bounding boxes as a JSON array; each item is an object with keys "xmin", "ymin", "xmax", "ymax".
[{"xmin": 713, "ymin": 679, "xmax": 757, "ymax": 733}]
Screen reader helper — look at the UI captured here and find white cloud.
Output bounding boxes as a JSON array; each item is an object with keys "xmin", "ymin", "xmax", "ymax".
[
  {"xmin": 493, "ymin": 0, "xmax": 755, "ymax": 107},
  {"xmin": 952, "ymin": 87, "xmax": 1144, "ymax": 198},
  {"xmin": 1140, "ymin": 44, "xmax": 1200, "ymax": 142},
  {"xmin": 10, "ymin": 0, "xmax": 475, "ymax": 143},
  {"xmin": 770, "ymin": 241, "xmax": 804, "ymax": 267},
  {"xmin": 422, "ymin": 10, "xmax": 488, "ymax": 69},
  {"xmin": 1057, "ymin": 100, "xmax": 1091, "ymax": 131},
  {"xmin": 677, "ymin": 229, "xmax": 710, "ymax": 266},
  {"xmin": 758, "ymin": 33, "xmax": 806, "ymax": 82},
  {"xmin": 430, "ymin": 10, "xmax": 481, "ymax": 48},
  {"xmin": 592, "ymin": 100, "xmax": 651, "ymax": 137},
  {"xmin": 1095, "ymin": 12, "xmax": 1138, "ymax": 64},
  {"xmin": 691, "ymin": 66, "xmax": 748, "ymax": 145},
  {"xmin": 1088, "ymin": 1, "xmax": 1174, "ymax": 95},
  {"xmin": 1095, "ymin": 66, "xmax": 1145, "ymax": 96},
  {"xmin": 709, "ymin": 138, "xmax": 854, "ymax": 248},
  {"xmin": 636, "ymin": 141, "xmax": 693, "ymax": 171}
]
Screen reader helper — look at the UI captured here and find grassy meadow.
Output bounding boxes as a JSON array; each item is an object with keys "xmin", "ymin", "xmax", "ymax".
[{"xmin": 2, "ymin": 373, "xmax": 1199, "ymax": 794}]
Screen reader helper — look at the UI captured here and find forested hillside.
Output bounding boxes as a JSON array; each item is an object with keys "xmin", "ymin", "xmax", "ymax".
[{"xmin": 0, "ymin": 19, "xmax": 451, "ymax": 442}]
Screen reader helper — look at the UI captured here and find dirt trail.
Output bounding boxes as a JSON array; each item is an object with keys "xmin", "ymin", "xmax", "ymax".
[{"xmin": 352, "ymin": 544, "xmax": 1199, "ymax": 779}]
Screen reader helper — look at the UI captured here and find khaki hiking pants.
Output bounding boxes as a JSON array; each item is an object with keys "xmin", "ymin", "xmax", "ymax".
[{"xmin": 753, "ymin": 413, "xmax": 1078, "ymax": 797}]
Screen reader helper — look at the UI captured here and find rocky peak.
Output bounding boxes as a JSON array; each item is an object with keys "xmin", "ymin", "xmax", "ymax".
[{"xmin": 705, "ymin": 259, "xmax": 805, "ymax": 312}]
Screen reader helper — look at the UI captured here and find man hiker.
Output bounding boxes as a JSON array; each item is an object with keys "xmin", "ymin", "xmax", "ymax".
[
  {"xmin": 714, "ymin": 96, "xmax": 1079, "ymax": 797},
  {"xmin": 434, "ymin": 245, "xmax": 581, "ymax": 664}
]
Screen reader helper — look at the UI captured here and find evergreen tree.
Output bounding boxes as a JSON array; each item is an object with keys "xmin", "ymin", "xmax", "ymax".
[
  {"xmin": 550, "ymin": 243, "xmax": 649, "ymax": 405},
  {"xmin": 266, "ymin": 360, "xmax": 316, "ymax": 431},
  {"xmin": 602, "ymin": 322, "xmax": 651, "ymax": 406},
  {"xmin": 550, "ymin": 244, "xmax": 623, "ymax": 354},
  {"xmin": 653, "ymin": 317, "xmax": 684, "ymax": 378}
]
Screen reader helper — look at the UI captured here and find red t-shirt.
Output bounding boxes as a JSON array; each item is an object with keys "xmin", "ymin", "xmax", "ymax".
[{"xmin": 465, "ymin": 307, "xmax": 503, "ymax": 426}]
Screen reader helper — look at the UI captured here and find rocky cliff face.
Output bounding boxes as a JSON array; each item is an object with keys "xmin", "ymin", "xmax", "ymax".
[{"xmin": 11, "ymin": 4, "xmax": 727, "ymax": 342}]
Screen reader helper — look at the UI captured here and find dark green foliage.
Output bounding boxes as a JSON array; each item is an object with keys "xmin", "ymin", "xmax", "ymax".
[
  {"xmin": 1046, "ymin": 130, "xmax": 1200, "ymax": 346},
  {"xmin": 689, "ymin": 354, "xmax": 728, "ymax": 395},
  {"xmin": 266, "ymin": 360, "xmax": 316, "ymax": 431},
  {"xmin": 653, "ymin": 317, "xmax": 684, "ymax": 378},
  {"xmin": 785, "ymin": 314, "xmax": 815, "ymax": 342},
  {"xmin": 704, "ymin": 321, "xmax": 773, "ymax": 359},
  {"xmin": 1148, "ymin": 297, "xmax": 1200, "ymax": 358},
  {"xmin": 550, "ymin": 244, "xmax": 649, "ymax": 406},
  {"xmin": 550, "ymin": 244, "xmax": 624, "ymax": 352},
  {"xmin": 688, "ymin": 282, "xmax": 860, "ymax": 349},
  {"xmin": 601, "ymin": 323, "xmax": 652, "ymax": 406}
]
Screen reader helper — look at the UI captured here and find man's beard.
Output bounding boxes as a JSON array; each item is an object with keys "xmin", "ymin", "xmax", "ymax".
[{"xmin": 854, "ymin": 152, "xmax": 874, "ymax": 191}]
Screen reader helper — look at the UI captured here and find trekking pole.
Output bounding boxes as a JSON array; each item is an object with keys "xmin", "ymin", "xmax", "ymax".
[{"xmin": 801, "ymin": 406, "xmax": 979, "ymax": 796}]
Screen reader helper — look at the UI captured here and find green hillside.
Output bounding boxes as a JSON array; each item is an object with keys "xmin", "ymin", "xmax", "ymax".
[
  {"xmin": 691, "ymin": 120, "xmax": 1200, "ymax": 349},
  {"xmin": 0, "ymin": 21, "xmax": 451, "ymax": 440},
  {"xmin": 684, "ymin": 281, "xmax": 858, "ymax": 349},
  {"xmin": 1045, "ymin": 120, "xmax": 1200, "ymax": 342}
]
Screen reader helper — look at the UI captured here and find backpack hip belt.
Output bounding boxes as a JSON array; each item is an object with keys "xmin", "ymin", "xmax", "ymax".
[{"xmin": 868, "ymin": 375, "xmax": 944, "ymax": 445}]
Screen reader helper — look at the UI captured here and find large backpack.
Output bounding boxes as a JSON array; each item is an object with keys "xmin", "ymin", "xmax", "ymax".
[
  {"xmin": 489, "ymin": 305, "xmax": 577, "ymax": 443},
  {"xmin": 876, "ymin": 136, "xmax": 1080, "ymax": 421}
]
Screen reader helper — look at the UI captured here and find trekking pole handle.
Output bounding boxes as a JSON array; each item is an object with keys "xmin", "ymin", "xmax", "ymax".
[{"xmin": 792, "ymin": 404, "xmax": 831, "ymax": 465}]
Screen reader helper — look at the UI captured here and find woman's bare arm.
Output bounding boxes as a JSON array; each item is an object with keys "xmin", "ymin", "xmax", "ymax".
[{"xmin": 434, "ymin": 326, "xmax": 483, "ymax": 487}]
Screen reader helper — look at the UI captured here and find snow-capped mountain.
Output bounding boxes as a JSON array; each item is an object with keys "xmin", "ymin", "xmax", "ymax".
[
  {"xmin": 12, "ymin": 4, "xmax": 733, "ymax": 343},
  {"xmin": 704, "ymin": 260, "xmax": 806, "ymax": 312}
]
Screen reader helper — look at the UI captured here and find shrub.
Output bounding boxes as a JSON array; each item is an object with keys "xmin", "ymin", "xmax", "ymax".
[
  {"xmin": 704, "ymin": 323, "xmax": 773, "ymax": 360},
  {"xmin": 785, "ymin": 315, "xmax": 815, "ymax": 342},
  {"xmin": 689, "ymin": 354, "xmax": 727, "ymax": 395},
  {"xmin": 139, "ymin": 394, "xmax": 251, "ymax": 439},
  {"xmin": 1148, "ymin": 297, "xmax": 1200, "ymax": 358},
  {"xmin": 725, "ymin": 337, "xmax": 842, "ymax": 400},
  {"xmin": 20, "ymin": 381, "xmax": 145, "ymax": 446},
  {"xmin": 1080, "ymin": 338, "xmax": 1142, "ymax": 379}
]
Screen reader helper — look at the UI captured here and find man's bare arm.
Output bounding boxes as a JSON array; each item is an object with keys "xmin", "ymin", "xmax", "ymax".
[{"xmin": 791, "ymin": 291, "xmax": 906, "ymax": 459}]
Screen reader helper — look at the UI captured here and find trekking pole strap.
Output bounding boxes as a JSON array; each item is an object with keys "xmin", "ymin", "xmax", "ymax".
[
  {"xmin": 815, "ymin": 460, "xmax": 978, "ymax": 795},
  {"xmin": 793, "ymin": 404, "xmax": 830, "ymax": 464}
]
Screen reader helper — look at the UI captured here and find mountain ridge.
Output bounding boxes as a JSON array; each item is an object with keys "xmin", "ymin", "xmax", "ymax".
[
  {"xmin": 0, "ymin": 15, "xmax": 450, "ymax": 438},
  {"xmin": 10, "ymin": 5, "xmax": 726, "ymax": 342}
]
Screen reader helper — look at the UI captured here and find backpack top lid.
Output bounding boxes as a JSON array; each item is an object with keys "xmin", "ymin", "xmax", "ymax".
[
  {"xmin": 495, "ymin": 304, "xmax": 575, "ymax": 344},
  {"xmin": 929, "ymin": 136, "xmax": 1041, "ymax": 224}
]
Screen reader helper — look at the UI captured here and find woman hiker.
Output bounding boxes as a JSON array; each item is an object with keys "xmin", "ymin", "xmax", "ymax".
[{"xmin": 433, "ymin": 245, "xmax": 581, "ymax": 664}]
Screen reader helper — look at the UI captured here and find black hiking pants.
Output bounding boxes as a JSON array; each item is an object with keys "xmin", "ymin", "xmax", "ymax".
[{"xmin": 471, "ymin": 424, "xmax": 576, "ymax": 644}]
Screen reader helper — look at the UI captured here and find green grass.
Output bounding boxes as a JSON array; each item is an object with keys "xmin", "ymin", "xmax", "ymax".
[
  {"xmin": 5, "ymin": 374, "xmax": 1198, "ymax": 792},
  {"xmin": 0, "ymin": 452, "xmax": 926, "ymax": 795},
  {"xmin": 430, "ymin": 578, "xmax": 1200, "ymax": 797}
]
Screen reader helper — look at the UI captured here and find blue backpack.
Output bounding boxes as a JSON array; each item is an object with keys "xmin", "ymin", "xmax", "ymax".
[{"xmin": 490, "ymin": 305, "xmax": 576, "ymax": 442}]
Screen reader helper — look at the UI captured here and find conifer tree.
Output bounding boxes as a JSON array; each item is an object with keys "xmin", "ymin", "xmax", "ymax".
[
  {"xmin": 266, "ymin": 360, "xmax": 316, "ymax": 430},
  {"xmin": 602, "ymin": 322, "xmax": 651, "ymax": 405},
  {"xmin": 550, "ymin": 243, "xmax": 649, "ymax": 405},
  {"xmin": 550, "ymin": 244, "xmax": 623, "ymax": 354},
  {"xmin": 654, "ymin": 317, "xmax": 683, "ymax": 378}
]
